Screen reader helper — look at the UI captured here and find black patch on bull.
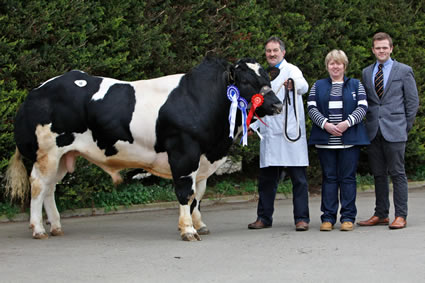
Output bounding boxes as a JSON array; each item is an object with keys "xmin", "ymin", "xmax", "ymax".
[
  {"xmin": 87, "ymin": 83, "xmax": 135, "ymax": 156},
  {"xmin": 56, "ymin": 133, "xmax": 76, "ymax": 147},
  {"xmin": 190, "ymin": 198, "xmax": 197, "ymax": 214},
  {"xmin": 154, "ymin": 57, "xmax": 234, "ymax": 166}
]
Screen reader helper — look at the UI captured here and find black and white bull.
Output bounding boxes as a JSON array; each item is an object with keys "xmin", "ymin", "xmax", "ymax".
[{"xmin": 6, "ymin": 56, "xmax": 282, "ymax": 241}]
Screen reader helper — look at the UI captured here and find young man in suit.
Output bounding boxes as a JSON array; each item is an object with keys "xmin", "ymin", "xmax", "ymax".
[{"xmin": 358, "ymin": 32, "xmax": 419, "ymax": 229}]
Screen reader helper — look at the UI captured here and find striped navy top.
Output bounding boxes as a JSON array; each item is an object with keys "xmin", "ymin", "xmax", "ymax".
[{"xmin": 307, "ymin": 81, "xmax": 367, "ymax": 148}]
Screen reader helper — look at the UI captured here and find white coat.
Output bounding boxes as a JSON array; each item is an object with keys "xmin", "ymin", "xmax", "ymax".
[{"xmin": 251, "ymin": 59, "xmax": 309, "ymax": 168}]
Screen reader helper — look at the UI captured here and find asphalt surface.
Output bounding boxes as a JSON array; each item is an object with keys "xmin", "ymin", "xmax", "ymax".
[{"xmin": 1, "ymin": 188, "xmax": 425, "ymax": 283}]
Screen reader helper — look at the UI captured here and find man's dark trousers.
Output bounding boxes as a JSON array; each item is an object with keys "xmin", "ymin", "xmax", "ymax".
[
  {"xmin": 257, "ymin": 166, "xmax": 310, "ymax": 226},
  {"xmin": 368, "ymin": 130, "xmax": 408, "ymax": 219}
]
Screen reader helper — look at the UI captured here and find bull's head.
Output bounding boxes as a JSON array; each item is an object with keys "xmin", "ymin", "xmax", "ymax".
[{"xmin": 231, "ymin": 58, "xmax": 282, "ymax": 117}]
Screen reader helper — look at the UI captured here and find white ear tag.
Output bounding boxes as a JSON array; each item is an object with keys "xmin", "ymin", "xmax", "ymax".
[{"xmin": 74, "ymin": 80, "xmax": 87, "ymax": 87}]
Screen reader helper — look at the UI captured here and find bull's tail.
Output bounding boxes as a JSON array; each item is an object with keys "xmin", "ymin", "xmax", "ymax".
[{"xmin": 5, "ymin": 147, "xmax": 30, "ymax": 204}]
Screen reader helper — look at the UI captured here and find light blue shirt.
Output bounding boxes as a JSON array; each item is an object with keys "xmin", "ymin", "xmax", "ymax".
[
  {"xmin": 274, "ymin": 59, "xmax": 284, "ymax": 68},
  {"xmin": 372, "ymin": 58, "xmax": 393, "ymax": 90}
]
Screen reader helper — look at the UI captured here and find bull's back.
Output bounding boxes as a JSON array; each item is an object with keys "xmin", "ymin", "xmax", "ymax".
[{"xmin": 14, "ymin": 71, "xmax": 185, "ymax": 178}]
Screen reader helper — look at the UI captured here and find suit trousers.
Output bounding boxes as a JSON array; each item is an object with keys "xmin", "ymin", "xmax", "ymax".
[
  {"xmin": 368, "ymin": 130, "xmax": 408, "ymax": 219},
  {"xmin": 257, "ymin": 166, "xmax": 310, "ymax": 226}
]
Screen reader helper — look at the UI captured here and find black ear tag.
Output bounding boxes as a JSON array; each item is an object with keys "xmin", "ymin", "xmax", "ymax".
[{"xmin": 267, "ymin": 66, "xmax": 280, "ymax": 81}]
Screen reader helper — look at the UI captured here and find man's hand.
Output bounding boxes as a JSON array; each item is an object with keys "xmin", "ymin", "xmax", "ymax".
[{"xmin": 283, "ymin": 79, "xmax": 293, "ymax": 90}]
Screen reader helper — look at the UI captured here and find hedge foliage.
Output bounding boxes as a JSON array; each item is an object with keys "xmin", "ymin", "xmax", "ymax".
[{"xmin": 1, "ymin": 0, "xmax": 424, "ymax": 204}]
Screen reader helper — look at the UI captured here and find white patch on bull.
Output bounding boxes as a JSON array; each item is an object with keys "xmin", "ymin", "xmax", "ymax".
[
  {"xmin": 180, "ymin": 170, "xmax": 198, "ymax": 180},
  {"xmin": 74, "ymin": 80, "xmax": 87, "ymax": 87},
  {"xmin": 246, "ymin": 62, "xmax": 261, "ymax": 77},
  {"xmin": 91, "ymin": 78, "xmax": 125, "ymax": 101}
]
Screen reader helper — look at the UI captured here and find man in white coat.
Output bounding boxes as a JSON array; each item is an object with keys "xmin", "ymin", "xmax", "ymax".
[{"xmin": 248, "ymin": 36, "xmax": 310, "ymax": 231}]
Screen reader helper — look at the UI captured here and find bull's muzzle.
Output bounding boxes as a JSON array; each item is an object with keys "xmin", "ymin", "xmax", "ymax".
[{"xmin": 273, "ymin": 103, "xmax": 283, "ymax": 114}]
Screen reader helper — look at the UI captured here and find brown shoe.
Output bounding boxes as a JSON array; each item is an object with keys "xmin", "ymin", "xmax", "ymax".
[
  {"xmin": 248, "ymin": 220, "xmax": 271, "ymax": 229},
  {"xmin": 389, "ymin": 217, "xmax": 407, "ymax": 229},
  {"xmin": 357, "ymin": 216, "xmax": 389, "ymax": 226},
  {"xmin": 320, "ymin": 222, "xmax": 333, "ymax": 231},
  {"xmin": 295, "ymin": 221, "xmax": 309, "ymax": 231},
  {"xmin": 340, "ymin": 221, "xmax": 354, "ymax": 231}
]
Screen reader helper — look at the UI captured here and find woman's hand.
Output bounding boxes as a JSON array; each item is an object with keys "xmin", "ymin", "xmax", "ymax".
[
  {"xmin": 335, "ymin": 121, "xmax": 349, "ymax": 133},
  {"xmin": 324, "ymin": 122, "xmax": 343, "ymax": 136}
]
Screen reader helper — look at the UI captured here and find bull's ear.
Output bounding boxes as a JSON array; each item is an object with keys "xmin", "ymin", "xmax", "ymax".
[
  {"xmin": 267, "ymin": 66, "xmax": 280, "ymax": 81},
  {"xmin": 224, "ymin": 64, "xmax": 236, "ymax": 85}
]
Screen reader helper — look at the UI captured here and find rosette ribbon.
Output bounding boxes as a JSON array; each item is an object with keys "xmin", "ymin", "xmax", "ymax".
[
  {"xmin": 237, "ymin": 97, "xmax": 248, "ymax": 146},
  {"xmin": 246, "ymin": 94, "xmax": 265, "ymax": 129},
  {"xmin": 227, "ymin": 85, "xmax": 240, "ymax": 139}
]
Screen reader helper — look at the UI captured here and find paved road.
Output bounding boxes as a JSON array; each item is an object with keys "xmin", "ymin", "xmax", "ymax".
[{"xmin": 1, "ymin": 188, "xmax": 425, "ymax": 283}]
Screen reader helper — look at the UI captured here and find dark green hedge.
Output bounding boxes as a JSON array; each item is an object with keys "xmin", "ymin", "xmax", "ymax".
[{"xmin": 1, "ymin": 0, "xmax": 424, "ymax": 203}]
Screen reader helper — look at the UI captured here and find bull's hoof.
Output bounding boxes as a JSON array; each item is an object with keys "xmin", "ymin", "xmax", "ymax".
[
  {"xmin": 33, "ymin": 232, "xmax": 49, "ymax": 239},
  {"xmin": 197, "ymin": 226, "xmax": 210, "ymax": 235},
  {"xmin": 51, "ymin": 228, "xmax": 64, "ymax": 236},
  {"xmin": 181, "ymin": 232, "xmax": 201, "ymax": 241}
]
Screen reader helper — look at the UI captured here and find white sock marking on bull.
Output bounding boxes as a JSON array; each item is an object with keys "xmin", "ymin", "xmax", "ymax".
[
  {"xmin": 91, "ymin": 78, "xmax": 124, "ymax": 101},
  {"xmin": 74, "ymin": 80, "xmax": 87, "ymax": 87},
  {"xmin": 179, "ymin": 170, "xmax": 201, "ymax": 241},
  {"xmin": 246, "ymin": 62, "xmax": 261, "ymax": 77}
]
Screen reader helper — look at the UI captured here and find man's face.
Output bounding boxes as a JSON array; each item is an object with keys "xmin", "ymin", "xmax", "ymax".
[
  {"xmin": 265, "ymin": 41, "xmax": 285, "ymax": 67},
  {"xmin": 372, "ymin": 39, "xmax": 393, "ymax": 63}
]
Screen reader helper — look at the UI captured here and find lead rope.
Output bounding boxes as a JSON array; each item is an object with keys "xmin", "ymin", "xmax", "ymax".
[{"xmin": 282, "ymin": 78, "xmax": 301, "ymax": 142}]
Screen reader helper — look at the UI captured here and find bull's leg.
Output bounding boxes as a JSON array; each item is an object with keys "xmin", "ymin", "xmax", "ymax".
[
  {"xmin": 175, "ymin": 172, "xmax": 201, "ymax": 241},
  {"xmin": 43, "ymin": 156, "xmax": 68, "ymax": 236},
  {"xmin": 166, "ymin": 135, "xmax": 202, "ymax": 241},
  {"xmin": 29, "ymin": 165, "xmax": 52, "ymax": 239},
  {"xmin": 29, "ymin": 124, "xmax": 66, "ymax": 239},
  {"xmin": 192, "ymin": 179, "xmax": 209, "ymax": 235}
]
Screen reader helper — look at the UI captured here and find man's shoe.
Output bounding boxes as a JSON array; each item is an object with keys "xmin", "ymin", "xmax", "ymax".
[
  {"xmin": 340, "ymin": 221, "xmax": 354, "ymax": 231},
  {"xmin": 389, "ymin": 217, "xmax": 406, "ymax": 229},
  {"xmin": 295, "ymin": 221, "xmax": 309, "ymax": 231},
  {"xmin": 357, "ymin": 216, "xmax": 389, "ymax": 226},
  {"xmin": 320, "ymin": 222, "xmax": 333, "ymax": 231},
  {"xmin": 248, "ymin": 220, "xmax": 271, "ymax": 229}
]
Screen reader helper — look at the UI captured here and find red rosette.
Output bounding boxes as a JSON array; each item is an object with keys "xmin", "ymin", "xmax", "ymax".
[
  {"xmin": 251, "ymin": 94, "xmax": 264, "ymax": 107},
  {"xmin": 246, "ymin": 94, "xmax": 265, "ymax": 128}
]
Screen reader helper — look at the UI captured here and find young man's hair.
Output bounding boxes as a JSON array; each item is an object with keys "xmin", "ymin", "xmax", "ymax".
[{"xmin": 372, "ymin": 32, "xmax": 393, "ymax": 47}]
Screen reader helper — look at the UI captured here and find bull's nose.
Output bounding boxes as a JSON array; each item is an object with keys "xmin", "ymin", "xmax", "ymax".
[{"xmin": 273, "ymin": 103, "xmax": 283, "ymax": 114}]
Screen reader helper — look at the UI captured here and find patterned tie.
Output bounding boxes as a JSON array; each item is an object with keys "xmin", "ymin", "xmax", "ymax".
[{"xmin": 375, "ymin": 64, "xmax": 384, "ymax": 97}]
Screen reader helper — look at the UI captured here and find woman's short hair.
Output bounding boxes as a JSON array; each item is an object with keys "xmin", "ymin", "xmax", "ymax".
[{"xmin": 325, "ymin": 49, "xmax": 349, "ymax": 70}]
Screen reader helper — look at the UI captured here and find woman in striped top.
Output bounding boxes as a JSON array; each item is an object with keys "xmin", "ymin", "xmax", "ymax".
[{"xmin": 307, "ymin": 50, "xmax": 370, "ymax": 232}]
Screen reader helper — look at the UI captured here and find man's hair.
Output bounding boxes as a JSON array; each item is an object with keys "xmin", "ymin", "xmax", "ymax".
[
  {"xmin": 325, "ymin": 49, "xmax": 349, "ymax": 70},
  {"xmin": 265, "ymin": 36, "xmax": 285, "ymax": 51},
  {"xmin": 372, "ymin": 32, "xmax": 393, "ymax": 47}
]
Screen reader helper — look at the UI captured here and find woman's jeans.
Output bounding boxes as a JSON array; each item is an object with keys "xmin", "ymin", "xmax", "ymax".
[{"xmin": 317, "ymin": 146, "xmax": 360, "ymax": 224}]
